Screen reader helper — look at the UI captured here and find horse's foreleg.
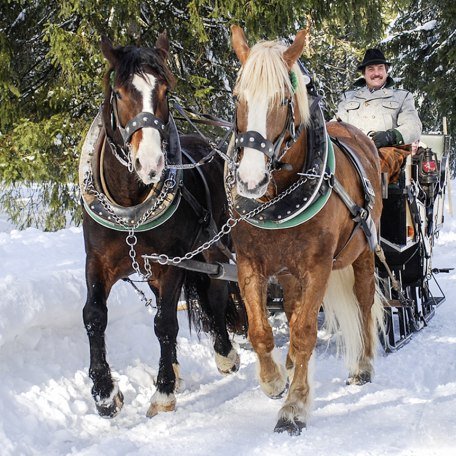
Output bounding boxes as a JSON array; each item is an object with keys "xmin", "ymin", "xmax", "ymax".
[
  {"xmin": 278, "ymin": 274, "xmax": 302, "ymax": 378},
  {"xmin": 206, "ymin": 279, "xmax": 240, "ymax": 375},
  {"xmin": 275, "ymin": 272, "xmax": 328, "ymax": 436},
  {"xmin": 147, "ymin": 272, "xmax": 183, "ymax": 418},
  {"xmin": 239, "ymin": 265, "xmax": 287, "ymax": 398},
  {"xmin": 83, "ymin": 269, "xmax": 123, "ymax": 418},
  {"xmin": 349, "ymin": 250, "xmax": 383, "ymax": 385}
]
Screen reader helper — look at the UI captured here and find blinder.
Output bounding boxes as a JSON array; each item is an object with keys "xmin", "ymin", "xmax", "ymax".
[
  {"xmin": 110, "ymin": 90, "xmax": 169, "ymax": 146},
  {"xmin": 234, "ymin": 97, "xmax": 301, "ymax": 170}
]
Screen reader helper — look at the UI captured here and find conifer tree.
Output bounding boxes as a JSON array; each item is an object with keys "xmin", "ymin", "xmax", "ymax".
[
  {"xmin": 385, "ymin": 0, "xmax": 456, "ymax": 138},
  {"xmin": 0, "ymin": 0, "xmax": 395, "ymax": 229}
]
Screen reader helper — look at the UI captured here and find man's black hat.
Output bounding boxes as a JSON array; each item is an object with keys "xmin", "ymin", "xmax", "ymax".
[{"xmin": 357, "ymin": 49, "xmax": 391, "ymax": 71}]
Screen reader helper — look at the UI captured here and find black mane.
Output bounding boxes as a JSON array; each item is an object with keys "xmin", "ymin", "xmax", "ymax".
[{"xmin": 114, "ymin": 45, "xmax": 175, "ymax": 88}]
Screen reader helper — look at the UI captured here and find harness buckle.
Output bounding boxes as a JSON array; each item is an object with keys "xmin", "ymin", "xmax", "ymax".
[{"xmin": 325, "ymin": 172, "xmax": 335, "ymax": 189}]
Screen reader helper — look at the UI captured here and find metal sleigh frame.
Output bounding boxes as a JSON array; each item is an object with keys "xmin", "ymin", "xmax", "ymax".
[{"xmin": 376, "ymin": 123, "xmax": 452, "ymax": 351}]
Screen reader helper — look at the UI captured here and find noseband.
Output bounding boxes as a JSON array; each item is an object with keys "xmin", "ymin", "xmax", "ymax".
[
  {"xmin": 234, "ymin": 97, "xmax": 304, "ymax": 171},
  {"xmin": 108, "ymin": 84, "xmax": 169, "ymax": 170},
  {"xmin": 111, "ymin": 91, "xmax": 168, "ymax": 143}
]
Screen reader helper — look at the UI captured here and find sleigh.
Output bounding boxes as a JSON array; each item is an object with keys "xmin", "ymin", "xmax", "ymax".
[{"xmin": 377, "ymin": 122, "xmax": 452, "ymax": 351}]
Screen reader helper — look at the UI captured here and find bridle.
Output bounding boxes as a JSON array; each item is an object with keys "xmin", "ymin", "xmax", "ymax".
[
  {"xmin": 233, "ymin": 91, "xmax": 305, "ymax": 172},
  {"xmin": 106, "ymin": 75, "xmax": 170, "ymax": 171}
]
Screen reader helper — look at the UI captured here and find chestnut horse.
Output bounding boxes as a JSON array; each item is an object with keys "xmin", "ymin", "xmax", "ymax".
[
  {"xmin": 81, "ymin": 34, "xmax": 244, "ymax": 419},
  {"xmin": 229, "ymin": 25, "xmax": 384, "ymax": 435}
]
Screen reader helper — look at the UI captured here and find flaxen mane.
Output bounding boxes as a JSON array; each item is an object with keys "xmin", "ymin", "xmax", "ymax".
[{"xmin": 234, "ymin": 40, "xmax": 310, "ymax": 123}]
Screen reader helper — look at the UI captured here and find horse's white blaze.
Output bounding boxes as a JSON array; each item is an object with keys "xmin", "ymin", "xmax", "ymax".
[
  {"xmin": 132, "ymin": 73, "xmax": 164, "ymax": 184},
  {"xmin": 237, "ymin": 92, "xmax": 269, "ymax": 195}
]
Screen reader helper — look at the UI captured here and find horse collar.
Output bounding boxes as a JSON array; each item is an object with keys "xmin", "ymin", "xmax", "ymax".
[
  {"xmin": 226, "ymin": 95, "xmax": 331, "ymax": 228},
  {"xmin": 79, "ymin": 110, "xmax": 183, "ymax": 232}
]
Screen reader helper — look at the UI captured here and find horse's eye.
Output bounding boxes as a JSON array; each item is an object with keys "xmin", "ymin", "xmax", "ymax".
[{"xmin": 114, "ymin": 90, "xmax": 122, "ymax": 100}]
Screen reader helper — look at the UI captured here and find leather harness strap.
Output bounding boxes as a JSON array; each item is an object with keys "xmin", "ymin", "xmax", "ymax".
[
  {"xmin": 180, "ymin": 149, "xmax": 234, "ymax": 261},
  {"xmin": 330, "ymin": 137, "xmax": 379, "ymax": 254},
  {"xmin": 331, "ymin": 137, "xmax": 376, "ymax": 209}
]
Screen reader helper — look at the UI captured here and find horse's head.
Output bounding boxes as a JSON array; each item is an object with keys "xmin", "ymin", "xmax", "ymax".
[
  {"xmin": 101, "ymin": 33, "xmax": 175, "ymax": 185},
  {"xmin": 231, "ymin": 26, "xmax": 310, "ymax": 199}
]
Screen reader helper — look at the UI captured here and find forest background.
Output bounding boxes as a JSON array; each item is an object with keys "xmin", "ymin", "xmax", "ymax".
[{"xmin": 0, "ymin": 0, "xmax": 454, "ymax": 230}]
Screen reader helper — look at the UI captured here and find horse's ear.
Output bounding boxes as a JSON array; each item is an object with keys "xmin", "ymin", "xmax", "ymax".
[
  {"xmin": 283, "ymin": 29, "xmax": 309, "ymax": 69},
  {"xmin": 231, "ymin": 25, "xmax": 250, "ymax": 65},
  {"xmin": 155, "ymin": 31, "xmax": 169, "ymax": 59},
  {"xmin": 101, "ymin": 36, "xmax": 120, "ymax": 66}
]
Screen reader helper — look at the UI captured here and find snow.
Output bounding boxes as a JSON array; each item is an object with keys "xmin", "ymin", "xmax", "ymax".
[
  {"xmin": 382, "ymin": 20, "xmax": 438, "ymax": 45},
  {"xmin": 1, "ymin": 188, "xmax": 456, "ymax": 455},
  {"xmin": 416, "ymin": 20, "xmax": 437, "ymax": 32}
]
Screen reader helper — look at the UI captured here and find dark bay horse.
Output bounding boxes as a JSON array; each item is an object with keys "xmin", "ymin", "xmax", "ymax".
[
  {"xmin": 81, "ymin": 33, "xmax": 244, "ymax": 418},
  {"xmin": 229, "ymin": 25, "xmax": 384, "ymax": 435}
]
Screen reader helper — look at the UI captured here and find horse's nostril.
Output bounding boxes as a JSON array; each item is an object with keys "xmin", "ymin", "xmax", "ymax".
[
  {"xmin": 148, "ymin": 170, "xmax": 156, "ymax": 180},
  {"xmin": 135, "ymin": 158, "xmax": 142, "ymax": 171}
]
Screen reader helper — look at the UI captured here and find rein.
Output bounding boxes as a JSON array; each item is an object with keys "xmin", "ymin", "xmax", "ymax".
[{"xmin": 166, "ymin": 101, "xmax": 235, "ymax": 170}]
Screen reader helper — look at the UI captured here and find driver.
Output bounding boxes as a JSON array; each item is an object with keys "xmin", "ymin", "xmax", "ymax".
[{"xmin": 336, "ymin": 48, "xmax": 422, "ymax": 148}]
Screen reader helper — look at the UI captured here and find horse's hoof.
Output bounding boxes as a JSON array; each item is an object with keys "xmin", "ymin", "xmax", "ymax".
[
  {"xmin": 174, "ymin": 376, "xmax": 186, "ymax": 393},
  {"xmin": 215, "ymin": 348, "xmax": 240, "ymax": 375},
  {"xmin": 346, "ymin": 371, "xmax": 371, "ymax": 385},
  {"xmin": 269, "ymin": 379, "xmax": 289, "ymax": 399},
  {"xmin": 274, "ymin": 417, "xmax": 306, "ymax": 436},
  {"xmin": 260, "ymin": 364, "xmax": 288, "ymax": 399},
  {"xmin": 95, "ymin": 390, "xmax": 124, "ymax": 418},
  {"xmin": 146, "ymin": 392, "xmax": 176, "ymax": 418},
  {"xmin": 171, "ymin": 363, "xmax": 186, "ymax": 393}
]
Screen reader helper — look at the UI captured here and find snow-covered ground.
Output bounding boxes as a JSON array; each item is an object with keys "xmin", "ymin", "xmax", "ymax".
[{"xmin": 1, "ymin": 190, "xmax": 455, "ymax": 456}]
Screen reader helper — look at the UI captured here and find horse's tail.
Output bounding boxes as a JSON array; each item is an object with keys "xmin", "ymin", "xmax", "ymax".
[
  {"xmin": 322, "ymin": 266, "xmax": 384, "ymax": 374},
  {"xmin": 183, "ymin": 270, "xmax": 248, "ymax": 336}
]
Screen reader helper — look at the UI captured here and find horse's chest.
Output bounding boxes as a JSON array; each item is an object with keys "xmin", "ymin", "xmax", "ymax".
[{"xmin": 232, "ymin": 223, "xmax": 326, "ymax": 261}]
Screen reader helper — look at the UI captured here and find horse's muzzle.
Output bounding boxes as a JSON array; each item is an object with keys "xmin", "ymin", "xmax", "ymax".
[{"xmin": 236, "ymin": 170, "xmax": 269, "ymax": 199}]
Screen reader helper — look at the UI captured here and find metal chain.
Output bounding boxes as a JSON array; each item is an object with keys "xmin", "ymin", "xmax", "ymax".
[
  {"xmin": 83, "ymin": 171, "xmax": 176, "ymax": 229},
  {"xmin": 126, "ymin": 229, "xmax": 153, "ymax": 279},
  {"xmin": 123, "ymin": 278, "xmax": 155, "ymax": 307},
  {"xmin": 225, "ymin": 164, "xmax": 238, "ymax": 219},
  {"xmin": 165, "ymin": 130, "xmax": 235, "ymax": 170},
  {"xmin": 106, "ymin": 136, "xmax": 134, "ymax": 172},
  {"xmin": 85, "ymin": 149, "xmax": 325, "ymax": 278},
  {"xmin": 277, "ymin": 130, "xmax": 301, "ymax": 163},
  {"xmin": 83, "ymin": 170, "xmax": 177, "ymax": 279},
  {"xmin": 143, "ymin": 166, "xmax": 324, "ymax": 268},
  {"xmin": 144, "ymin": 218, "xmax": 235, "ymax": 267}
]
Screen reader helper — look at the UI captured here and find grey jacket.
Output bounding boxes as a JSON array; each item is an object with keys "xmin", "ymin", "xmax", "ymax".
[{"xmin": 336, "ymin": 77, "xmax": 422, "ymax": 144}]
